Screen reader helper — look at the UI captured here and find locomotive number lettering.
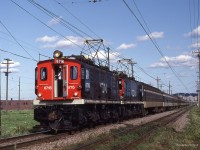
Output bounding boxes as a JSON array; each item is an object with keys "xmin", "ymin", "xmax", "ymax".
[
  {"xmin": 44, "ymin": 86, "xmax": 52, "ymax": 90},
  {"xmin": 68, "ymin": 86, "xmax": 75, "ymax": 89},
  {"xmin": 55, "ymin": 59, "xmax": 64, "ymax": 64}
]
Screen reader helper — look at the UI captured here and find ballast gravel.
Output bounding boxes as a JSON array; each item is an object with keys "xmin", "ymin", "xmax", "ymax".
[
  {"xmin": 19, "ymin": 110, "xmax": 178, "ymax": 150},
  {"xmin": 168, "ymin": 110, "xmax": 190, "ymax": 132}
]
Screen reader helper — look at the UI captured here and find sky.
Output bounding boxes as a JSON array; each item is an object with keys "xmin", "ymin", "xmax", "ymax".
[{"xmin": 0, "ymin": 0, "xmax": 199, "ymax": 100}]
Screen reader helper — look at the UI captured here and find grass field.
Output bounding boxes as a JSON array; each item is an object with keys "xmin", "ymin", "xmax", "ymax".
[
  {"xmin": 1, "ymin": 110, "xmax": 39, "ymax": 138},
  {"xmin": 136, "ymin": 106, "xmax": 200, "ymax": 150},
  {"xmin": 64, "ymin": 106, "xmax": 200, "ymax": 150}
]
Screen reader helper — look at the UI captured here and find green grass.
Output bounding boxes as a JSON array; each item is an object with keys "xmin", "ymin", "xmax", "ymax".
[
  {"xmin": 1, "ymin": 110, "xmax": 39, "ymax": 138},
  {"xmin": 136, "ymin": 106, "xmax": 200, "ymax": 150},
  {"xmin": 63, "ymin": 107, "xmax": 200, "ymax": 150}
]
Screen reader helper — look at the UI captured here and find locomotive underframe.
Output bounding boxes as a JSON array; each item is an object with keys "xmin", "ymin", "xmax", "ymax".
[
  {"xmin": 33, "ymin": 98, "xmax": 187, "ymax": 131},
  {"xmin": 34, "ymin": 100, "xmax": 144, "ymax": 131}
]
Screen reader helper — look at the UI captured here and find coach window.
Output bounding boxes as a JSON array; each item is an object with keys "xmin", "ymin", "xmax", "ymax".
[
  {"xmin": 40, "ymin": 67, "xmax": 47, "ymax": 81},
  {"xmin": 70, "ymin": 66, "xmax": 78, "ymax": 80}
]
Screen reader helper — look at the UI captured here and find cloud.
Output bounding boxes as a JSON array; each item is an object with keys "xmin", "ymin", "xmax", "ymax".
[
  {"xmin": 190, "ymin": 41, "xmax": 200, "ymax": 49},
  {"xmin": 0, "ymin": 68, "xmax": 19, "ymax": 73},
  {"xmin": 91, "ymin": 50, "xmax": 120, "ymax": 60},
  {"xmin": 116, "ymin": 43, "xmax": 136, "ymax": 50},
  {"xmin": 0, "ymin": 60, "xmax": 20, "ymax": 73},
  {"xmin": 48, "ymin": 16, "xmax": 62, "ymax": 26},
  {"xmin": 36, "ymin": 35, "xmax": 84, "ymax": 50},
  {"xmin": 0, "ymin": 60, "xmax": 20, "ymax": 68},
  {"xmin": 185, "ymin": 26, "xmax": 200, "ymax": 38},
  {"xmin": 150, "ymin": 54, "xmax": 197, "ymax": 69},
  {"xmin": 137, "ymin": 32, "xmax": 164, "ymax": 41},
  {"xmin": 36, "ymin": 35, "xmax": 59, "ymax": 42}
]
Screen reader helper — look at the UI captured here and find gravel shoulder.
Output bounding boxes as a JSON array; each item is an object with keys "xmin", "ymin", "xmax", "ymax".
[
  {"xmin": 19, "ymin": 110, "xmax": 178, "ymax": 150},
  {"xmin": 167, "ymin": 110, "xmax": 190, "ymax": 132}
]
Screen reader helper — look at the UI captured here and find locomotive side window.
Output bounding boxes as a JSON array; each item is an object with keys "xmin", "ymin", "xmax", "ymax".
[
  {"xmin": 40, "ymin": 67, "xmax": 47, "ymax": 81},
  {"xmin": 86, "ymin": 69, "xmax": 89, "ymax": 79},
  {"xmin": 81, "ymin": 68, "xmax": 85, "ymax": 79},
  {"xmin": 70, "ymin": 66, "xmax": 78, "ymax": 80}
]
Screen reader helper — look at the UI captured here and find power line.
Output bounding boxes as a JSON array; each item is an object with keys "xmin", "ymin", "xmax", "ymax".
[
  {"xmin": 0, "ymin": 48, "xmax": 37, "ymax": 61},
  {"xmin": 54, "ymin": 0, "xmax": 101, "ymax": 39},
  {"xmin": 10, "ymin": 0, "xmax": 162, "ymax": 88},
  {"xmin": 0, "ymin": 20, "xmax": 37, "ymax": 62},
  {"xmin": 10, "ymin": 0, "xmax": 83, "ymax": 50},
  {"xmin": 27, "ymin": 0, "xmax": 92, "ymax": 39},
  {"xmin": 122, "ymin": 0, "xmax": 189, "ymax": 93},
  {"xmin": 0, "ymin": 31, "xmax": 51, "ymax": 59}
]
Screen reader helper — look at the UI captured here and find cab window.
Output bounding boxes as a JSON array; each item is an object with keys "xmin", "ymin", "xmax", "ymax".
[
  {"xmin": 40, "ymin": 67, "xmax": 47, "ymax": 80},
  {"xmin": 70, "ymin": 66, "xmax": 78, "ymax": 80}
]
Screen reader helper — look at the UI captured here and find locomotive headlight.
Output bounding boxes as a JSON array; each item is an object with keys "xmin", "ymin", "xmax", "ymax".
[
  {"xmin": 53, "ymin": 50, "xmax": 63, "ymax": 58},
  {"xmin": 38, "ymin": 93, "xmax": 42, "ymax": 97},
  {"xmin": 74, "ymin": 92, "xmax": 78, "ymax": 97}
]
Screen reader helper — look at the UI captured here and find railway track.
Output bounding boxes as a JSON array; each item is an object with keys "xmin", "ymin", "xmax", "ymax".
[
  {"xmin": 70, "ymin": 107, "xmax": 191, "ymax": 150},
  {"xmin": 118, "ymin": 107, "xmax": 191, "ymax": 150},
  {"xmin": 0, "ymin": 131, "xmax": 53, "ymax": 150},
  {"xmin": 0, "ymin": 107, "xmax": 190, "ymax": 150}
]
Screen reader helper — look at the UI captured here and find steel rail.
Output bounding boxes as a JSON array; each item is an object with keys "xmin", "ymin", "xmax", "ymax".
[
  {"xmin": 118, "ymin": 107, "xmax": 191, "ymax": 150},
  {"xmin": 71, "ymin": 107, "xmax": 191, "ymax": 150}
]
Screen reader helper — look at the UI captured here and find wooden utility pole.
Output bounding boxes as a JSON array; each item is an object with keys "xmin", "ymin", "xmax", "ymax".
[
  {"xmin": 168, "ymin": 81, "xmax": 172, "ymax": 95},
  {"xmin": 193, "ymin": 50, "xmax": 200, "ymax": 107},
  {"xmin": 156, "ymin": 76, "xmax": 160, "ymax": 89},
  {"xmin": 2, "ymin": 59, "xmax": 13, "ymax": 111},
  {"xmin": 18, "ymin": 77, "xmax": 20, "ymax": 101},
  {"xmin": 0, "ymin": 59, "xmax": 1, "ymax": 137}
]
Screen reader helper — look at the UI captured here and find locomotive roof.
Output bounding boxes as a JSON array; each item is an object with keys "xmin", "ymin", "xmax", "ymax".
[{"xmin": 37, "ymin": 56, "xmax": 112, "ymax": 72}]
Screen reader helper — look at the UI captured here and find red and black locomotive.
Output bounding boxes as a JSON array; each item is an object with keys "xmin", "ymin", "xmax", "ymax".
[{"xmin": 34, "ymin": 50, "xmax": 188, "ymax": 131}]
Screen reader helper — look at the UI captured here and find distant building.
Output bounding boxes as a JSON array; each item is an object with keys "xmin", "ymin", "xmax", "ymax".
[
  {"xmin": 0, "ymin": 100, "xmax": 33, "ymax": 110},
  {"xmin": 173, "ymin": 93, "xmax": 198, "ymax": 102}
]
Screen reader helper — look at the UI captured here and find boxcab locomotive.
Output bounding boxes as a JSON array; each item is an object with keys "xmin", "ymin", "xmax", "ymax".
[
  {"xmin": 34, "ymin": 50, "xmax": 188, "ymax": 131},
  {"xmin": 34, "ymin": 50, "xmax": 143, "ymax": 131}
]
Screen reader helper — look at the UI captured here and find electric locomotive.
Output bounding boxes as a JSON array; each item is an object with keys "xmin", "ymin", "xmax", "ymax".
[{"xmin": 33, "ymin": 50, "xmax": 188, "ymax": 131}]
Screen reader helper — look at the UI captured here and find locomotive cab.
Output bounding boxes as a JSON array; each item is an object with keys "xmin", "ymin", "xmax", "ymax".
[{"xmin": 35, "ymin": 51, "xmax": 81, "ymax": 101}]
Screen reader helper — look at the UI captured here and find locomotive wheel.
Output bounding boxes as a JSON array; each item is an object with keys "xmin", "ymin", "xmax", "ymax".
[
  {"xmin": 48, "ymin": 110, "xmax": 63, "ymax": 132},
  {"xmin": 49, "ymin": 118, "xmax": 63, "ymax": 132}
]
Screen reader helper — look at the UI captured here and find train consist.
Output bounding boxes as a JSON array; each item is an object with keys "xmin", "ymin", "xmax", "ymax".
[{"xmin": 33, "ymin": 50, "xmax": 189, "ymax": 131}]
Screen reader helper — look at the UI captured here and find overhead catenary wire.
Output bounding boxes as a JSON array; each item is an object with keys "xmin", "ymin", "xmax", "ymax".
[
  {"xmin": 0, "ymin": 31, "xmax": 51, "ymax": 59},
  {"xmin": 54, "ymin": 0, "xmax": 102, "ymax": 39},
  {"xmin": 122, "ymin": 0, "xmax": 189, "ymax": 93},
  {"xmin": 51, "ymin": 0, "xmax": 160, "ymax": 82},
  {"xmin": 0, "ymin": 20, "xmax": 37, "ymax": 62},
  {"xmin": 27, "ymin": 0, "xmax": 93, "ymax": 39},
  {"xmin": 27, "ymin": 0, "xmax": 116, "ymax": 62},
  {"xmin": 27, "ymin": 0, "xmax": 157, "ymax": 81},
  {"xmin": 197, "ymin": 0, "xmax": 199, "ymax": 48},
  {"xmin": 10, "ymin": 0, "xmax": 84, "ymax": 50},
  {"xmin": 10, "ymin": 0, "xmax": 165, "ymax": 88},
  {"xmin": 12, "ymin": 0, "xmax": 111, "ymax": 63},
  {"xmin": 0, "ymin": 48, "xmax": 37, "ymax": 62}
]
